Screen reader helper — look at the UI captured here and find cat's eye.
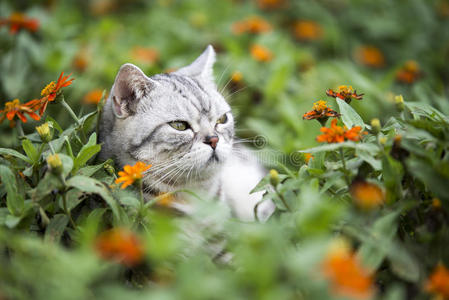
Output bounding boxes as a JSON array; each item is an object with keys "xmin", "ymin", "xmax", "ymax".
[
  {"xmin": 169, "ymin": 121, "xmax": 190, "ymax": 131},
  {"xmin": 216, "ymin": 113, "xmax": 228, "ymax": 125}
]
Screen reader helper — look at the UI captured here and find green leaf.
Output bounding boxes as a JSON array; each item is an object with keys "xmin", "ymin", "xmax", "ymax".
[
  {"xmin": 382, "ymin": 154, "xmax": 404, "ymax": 202},
  {"xmin": 0, "ymin": 148, "xmax": 32, "ymax": 164},
  {"xmin": 45, "ymin": 115, "xmax": 63, "ymax": 134},
  {"xmin": 59, "ymin": 153, "xmax": 74, "ymax": 178},
  {"xmin": 0, "ymin": 165, "xmax": 24, "ymax": 216},
  {"xmin": 357, "ymin": 212, "xmax": 399, "ymax": 270},
  {"xmin": 298, "ymin": 142, "xmax": 376, "ymax": 153},
  {"xmin": 22, "ymin": 139, "xmax": 39, "ymax": 164},
  {"xmin": 73, "ymin": 133, "xmax": 101, "ymax": 173},
  {"xmin": 30, "ymin": 172, "xmax": 64, "ymax": 202},
  {"xmin": 336, "ymin": 98, "xmax": 366, "ymax": 129},
  {"xmin": 66, "ymin": 175, "xmax": 121, "ymax": 221},
  {"xmin": 77, "ymin": 159, "xmax": 111, "ymax": 177},
  {"xmin": 44, "ymin": 214, "xmax": 69, "ymax": 243}
]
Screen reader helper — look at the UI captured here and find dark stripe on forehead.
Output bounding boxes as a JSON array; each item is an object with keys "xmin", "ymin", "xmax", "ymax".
[
  {"xmin": 128, "ymin": 123, "xmax": 165, "ymax": 154},
  {"xmin": 169, "ymin": 74, "xmax": 210, "ymax": 112}
]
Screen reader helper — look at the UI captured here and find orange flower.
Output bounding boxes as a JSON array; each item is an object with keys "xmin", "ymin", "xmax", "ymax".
[
  {"xmin": 432, "ymin": 198, "xmax": 442, "ymax": 209},
  {"xmin": 250, "ymin": 44, "xmax": 273, "ymax": 62},
  {"xmin": 396, "ymin": 60, "xmax": 421, "ymax": 84},
  {"xmin": 303, "ymin": 100, "xmax": 340, "ymax": 126},
  {"xmin": 83, "ymin": 89, "xmax": 105, "ymax": 105},
  {"xmin": 0, "ymin": 13, "xmax": 39, "ymax": 35},
  {"xmin": 322, "ymin": 239, "xmax": 375, "ymax": 299},
  {"xmin": 317, "ymin": 119, "xmax": 366, "ymax": 143},
  {"xmin": 95, "ymin": 228, "xmax": 144, "ymax": 267},
  {"xmin": 156, "ymin": 192, "xmax": 176, "ymax": 207},
  {"xmin": 73, "ymin": 48, "xmax": 90, "ymax": 72},
  {"xmin": 37, "ymin": 72, "xmax": 74, "ymax": 115},
  {"xmin": 131, "ymin": 47, "xmax": 159, "ymax": 65},
  {"xmin": 326, "ymin": 85, "xmax": 364, "ymax": 104},
  {"xmin": 232, "ymin": 16, "xmax": 272, "ymax": 35},
  {"xmin": 355, "ymin": 46, "xmax": 385, "ymax": 68},
  {"xmin": 425, "ymin": 263, "xmax": 449, "ymax": 299},
  {"xmin": 231, "ymin": 71, "xmax": 243, "ymax": 83},
  {"xmin": 293, "ymin": 20, "xmax": 323, "ymax": 41},
  {"xmin": 304, "ymin": 153, "xmax": 314, "ymax": 163},
  {"xmin": 0, "ymin": 99, "xmax": 40, "ymax": 127},
  {"xmin": 256, "ymin": 0, "xmax": 287, "ymax": 9},
  {"xmin": 115, "ymin": 161, "xmax": 152, "ymax": 189},
  {"xmin": 350, "ymin": 180, "xmax": 384, "ymax": 210}
]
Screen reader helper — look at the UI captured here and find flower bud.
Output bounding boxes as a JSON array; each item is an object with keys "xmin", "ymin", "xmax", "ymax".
[
  {"xmin": 395, "ymin": 95, "xmax": 405, "ymax": 111},
  {"xmin": 269, "ymin": 169, "xmax": 279, "ymax": 186},
  {"xmin": 379, "ymin": 137, "xmax": 387, "ymax": 145},
  {"xmin": 104, "ymin": 163, "xmax": 115, "ymax": 176},
  {"xmin": 370, "ymin": 118, "xmax": 381, "ymax": 134},
  {"xmin": 47, "ymin": 154, "xmax": 63, "ymax": 174},
  {"xmin": 36, "ymin": 122, "xmax": 53, "ymax": 143}
]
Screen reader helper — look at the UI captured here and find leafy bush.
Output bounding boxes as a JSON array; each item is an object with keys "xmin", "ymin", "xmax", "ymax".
[{"xmin": 1, "ymin": 1, "xmax": 449, "ymax": 300}]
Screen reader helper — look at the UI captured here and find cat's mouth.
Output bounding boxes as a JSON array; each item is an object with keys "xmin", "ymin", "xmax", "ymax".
[{"xmin": 207, "ymin": 152, "xmax": 219, "ymax": 164}]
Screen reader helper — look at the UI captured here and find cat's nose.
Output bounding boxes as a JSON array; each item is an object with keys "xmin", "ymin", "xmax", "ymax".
[{"xmin": 204, "ymin": 135, "xmax": 219, "ymax": 149}]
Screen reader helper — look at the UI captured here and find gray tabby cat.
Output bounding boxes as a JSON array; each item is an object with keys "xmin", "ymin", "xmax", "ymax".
[{"xmin": 99, "ymin": 45, "xmax": 274, "ymax": 221}]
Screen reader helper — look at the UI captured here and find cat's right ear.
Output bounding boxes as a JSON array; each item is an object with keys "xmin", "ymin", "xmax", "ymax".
[{"xmin": 111, "ymin": 63, "xmax": 157, "ymax": 118}]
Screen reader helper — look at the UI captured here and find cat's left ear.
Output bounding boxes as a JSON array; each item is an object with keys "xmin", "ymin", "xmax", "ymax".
[{"xmin": 174, "ymin": 45, "xmax": 216, "ymax": 86}]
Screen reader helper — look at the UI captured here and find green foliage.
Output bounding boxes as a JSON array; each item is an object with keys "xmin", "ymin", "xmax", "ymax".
[{"xmin": 1, "ymin": 0, "xmax": 449, "ymax": 299}]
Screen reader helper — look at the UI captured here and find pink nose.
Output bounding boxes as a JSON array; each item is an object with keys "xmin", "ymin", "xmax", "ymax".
[{"xmin": 204, "ymin": 135, "xmax": 219, "ymax": 149}]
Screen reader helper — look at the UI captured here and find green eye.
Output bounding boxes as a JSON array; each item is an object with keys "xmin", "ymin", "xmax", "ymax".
[
  {"xmin": 216, "ymin": 113, "xmax": 228, "ymax": 124},
  {"xmin": 169, "ymin": 121, "xmax": 189, "ymax": 131}
]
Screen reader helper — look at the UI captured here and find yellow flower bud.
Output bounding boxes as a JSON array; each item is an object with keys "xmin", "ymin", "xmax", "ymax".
[
  {"xmin": 36, "ymin": 122, "xmax": 53, "ymax": 143},
  {"xmin": 395, "ymin": 95, "xmax": 405, "ymax": 111},
  {"xmin": 370, "ymin": 118, "xmax": 381, "ymax": 134},
  {"xmin": 269, "ymin": 169, "xmax": 279, "ymax": 186},
  {"xmin": 47, "ymin": 154, "xmax": 63, "ymax": 174},
  {"xmin": 379, "ymin": 137, "xmax": 387, "ymax": 145}
]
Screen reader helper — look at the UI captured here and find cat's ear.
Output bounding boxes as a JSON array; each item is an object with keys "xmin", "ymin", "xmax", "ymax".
[
  {"xmin": 174, "ymin": 45, "xmax": 216, "ymax": 85},
  {"xmin": 111, "ymin": 63, "xmax": 157, "ymax": 118}
]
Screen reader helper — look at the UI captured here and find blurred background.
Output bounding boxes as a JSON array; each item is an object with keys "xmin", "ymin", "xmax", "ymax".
[{"xmin": 1, "ymin": 0, "xmax": 449, "ymax": 157}]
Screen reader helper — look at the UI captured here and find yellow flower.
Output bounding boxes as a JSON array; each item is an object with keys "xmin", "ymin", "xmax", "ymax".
[
  {"xmin": 47, "ymin": 154, "xmax": 63, "ymax": 174},
  {"xmin": 303, "ymin": 100, "xmax": 340, "ymax": 126},
  {"xmin": 313, "ymin": 100, "xmax": 328, "ymax": 111},
  {"xmin": 115, "ymin": 161, "xmax": 152, "ymax": 189},
  {"xmin": 326, "ymin": 85, "xmax": 364, "ymax": 104},
  {"xmin": 36, "ymin": 122, "xmax": 52, "ymax": 143},
  {"xmin": 269, "ymin": 169, "xmax": 279, "ymax": 186}
]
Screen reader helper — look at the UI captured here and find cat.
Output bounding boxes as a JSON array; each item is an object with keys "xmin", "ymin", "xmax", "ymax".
[{"xmin": 98, "ymin": 45, "xmax": 274, "ymax": 221}]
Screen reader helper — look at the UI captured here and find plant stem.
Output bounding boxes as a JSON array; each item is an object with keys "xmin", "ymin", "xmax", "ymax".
[
  {"xmin": 139, "ymin": 180, "xmax": 145, "ymax": 208},
  {"xmin": 48, "ymin": 142, "xmax": 56, "ymax": 155},
  {"xmin": 62, "ymin": 192, "xmax": 76, "ymax": 228},
  {"xmin": 16, "ymin": 122, "xmax": 25, "ymax": 139},
  {"xmin": 274, "ymin": 187, "xmax": 292, "ymax": 212},
  {"xmin": 60, "ymin": 96, "xmax": 80, "ymax": 125},
  {"xmin": 339, "ymin": 148, "xmax": 351, "ymax": 186}
]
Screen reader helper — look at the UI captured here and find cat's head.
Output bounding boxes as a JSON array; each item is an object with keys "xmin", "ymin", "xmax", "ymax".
[{"xmin": 101, "ymin": 45, "xmax": 234, "ymax": 191}]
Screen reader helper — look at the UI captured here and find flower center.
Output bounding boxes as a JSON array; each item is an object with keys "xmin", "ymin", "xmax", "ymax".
[{"xmin": 41, "ymin": 81, "xmax": 56, "ymax": 96}]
